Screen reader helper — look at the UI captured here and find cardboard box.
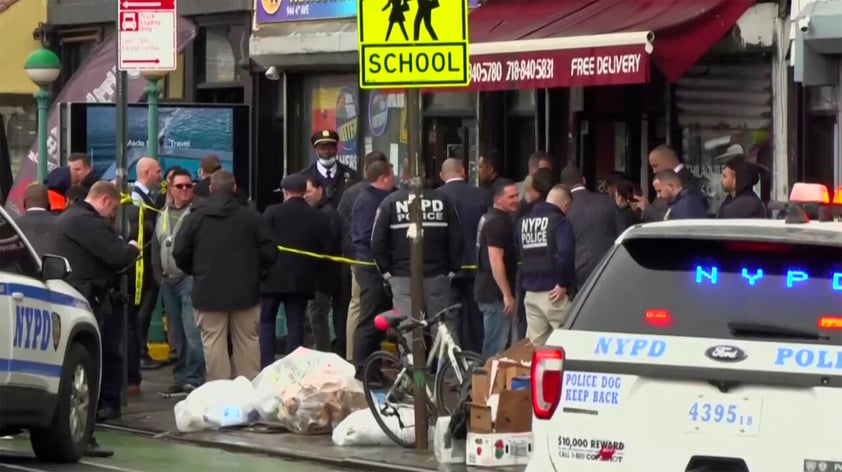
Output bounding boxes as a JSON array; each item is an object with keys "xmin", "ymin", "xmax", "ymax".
[
  {"xmin": 494, "ymin": 389, "xmax": 531, "ymax": 433},
  {"xmin": 466, "ymin": 432, "xmax": 533, "ymax": 467},
  {"xmin": 471, "ymin": 368, "xmax": 491, "ymax": 405}
]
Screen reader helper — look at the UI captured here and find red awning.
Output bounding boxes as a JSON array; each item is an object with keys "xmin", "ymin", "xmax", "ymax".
[{"xmin": 466, "ymin": 0, "xmax": 754, "ymax": 91}]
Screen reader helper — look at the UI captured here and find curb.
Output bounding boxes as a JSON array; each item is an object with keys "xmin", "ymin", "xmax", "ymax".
[{"xmin": 96, "ymin": 423, "xmax": 437, "ymax": 472}]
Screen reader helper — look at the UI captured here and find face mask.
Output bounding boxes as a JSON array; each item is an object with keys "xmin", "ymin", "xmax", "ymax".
[{"xmin": 318, "ymin": 158, "xmax": 336, "ymax": 168}]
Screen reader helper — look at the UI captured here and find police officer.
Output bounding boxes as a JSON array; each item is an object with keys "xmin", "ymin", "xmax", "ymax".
[
  {"xmin": 298, "ymin": 129, "xmax": 361, "ymax": 209},
  {"xmin": 371, "ymin": 183, "xmax": 463, "ymax": 337},
  {"xmin": 51, "ymin": 181, "xmax": 141, "ymax": 457},
  {"xmin": 516, "ymin": 184, "xmax": 576, "ymax": 345}
]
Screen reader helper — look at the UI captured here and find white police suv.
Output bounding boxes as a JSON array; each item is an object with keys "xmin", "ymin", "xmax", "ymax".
[
  {"xmin": 0, "ymin": 205, "xmax": 102, "ymax": 462},
  {"xmin": 527, "ymin": 183, "xmax": 842, "ymax": 472}
]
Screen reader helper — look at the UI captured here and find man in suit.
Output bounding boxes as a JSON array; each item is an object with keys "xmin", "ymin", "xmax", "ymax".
[
  {"xmin": 437, "ymin": 158, "xmax": 491, "ymax": 353},
  {"xmin": 478, "ymin": 150, "xmax": 503, "ymax": 189},
  {"xmin": 298, "ymin": 129, "xmax": 361, "ymax": 209},
  {"xmin": 560, "ymin": 165, "xmax": 624, "ymax": 289},
  {"xmin": 303, "ymin": 176, "xmax": 348, "ymax": 353},
  {"xmin": 260, "ymin": 174, "xmax": 332, "ymax": 363},
  {"xmin": 15, "ymin": 183, "xmax": 56, "ymax": 256},
  {"xmin": 635, "ymin": 145, "xmax": 706, "ymax": 222}
]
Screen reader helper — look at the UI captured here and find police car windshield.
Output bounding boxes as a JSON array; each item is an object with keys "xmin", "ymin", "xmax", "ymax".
[{"xmin": 571, "ymin": 238, "xmax": 842, "ymax": 345}]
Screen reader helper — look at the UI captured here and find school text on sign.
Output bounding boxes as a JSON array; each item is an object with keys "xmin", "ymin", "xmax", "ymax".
[{"xmin": 357, "ymin": 0, "xmax": 471, "ymax": 89}]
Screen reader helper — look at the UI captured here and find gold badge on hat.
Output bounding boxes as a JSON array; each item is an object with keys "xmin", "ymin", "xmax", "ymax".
[{"xmin": 322, "ymin": 130, "xmax": 330, "ymax": 137}]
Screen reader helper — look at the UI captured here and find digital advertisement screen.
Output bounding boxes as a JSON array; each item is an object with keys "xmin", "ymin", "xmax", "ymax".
[{"xmin": 67, "ymin": 103, "xmax": 249, "ymax": 190}]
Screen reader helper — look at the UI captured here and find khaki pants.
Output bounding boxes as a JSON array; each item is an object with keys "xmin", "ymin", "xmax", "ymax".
[
  {"xmin": 524, "ymin": 291, "xmax": 572, "ymax": 345},
  {"xmin": 345, "ymin": 270, "xmax": 361, "ymax": 361},
  {"xmin": 195, "ymin": 306, "xmax": 260, "ymax": 381}
]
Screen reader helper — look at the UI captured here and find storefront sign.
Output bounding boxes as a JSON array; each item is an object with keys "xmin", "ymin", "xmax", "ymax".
[
  {"xmin": 467, "ymin": 45, "xmax": 650, "ymax": 92},
  {"xmin": 256, "ymin": 0, "xmax": 480, "ymax": 24}
]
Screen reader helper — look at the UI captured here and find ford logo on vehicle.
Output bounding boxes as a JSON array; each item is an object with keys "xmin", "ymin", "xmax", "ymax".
[{"xmin": 705, "ymin": 345, "xmax": 747, "ymax": 362}]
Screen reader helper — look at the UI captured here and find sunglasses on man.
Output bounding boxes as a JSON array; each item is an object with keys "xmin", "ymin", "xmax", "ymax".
[{"xmin": 172, "ymin": 183, "xmax": 194, "ymax": 190}]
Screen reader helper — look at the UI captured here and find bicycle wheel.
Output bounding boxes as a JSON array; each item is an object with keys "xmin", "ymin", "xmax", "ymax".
[
  {"xmin": 434, "ymin": 350, "xmax": 483, "ymax": 415},
  {"xmin": 362, "ymin": 350, "xmax": 419, "ymax": 449}
]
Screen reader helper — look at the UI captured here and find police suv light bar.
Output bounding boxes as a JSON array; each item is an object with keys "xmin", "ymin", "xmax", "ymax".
[{"xmin": 766, "ymin": 182, "xmax": 841, "ymax": 223}]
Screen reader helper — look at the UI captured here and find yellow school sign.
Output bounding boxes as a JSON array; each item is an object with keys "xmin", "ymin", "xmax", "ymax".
[{"xmin": 357, "ymin": 0, "xmax": 470, "ymax": 89}]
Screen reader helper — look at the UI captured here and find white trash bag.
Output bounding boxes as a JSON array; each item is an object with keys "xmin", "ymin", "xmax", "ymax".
[
  {"xmin": 174, "ymin": 376, "xmax": 259, "ymax": 433},
  {"xmin": 252, "ymin": 347, "xmax": 367, "ymax": 435},
  {"xmin": 332, "ymin": 407, "xmax": 417, "ymax": 446}
]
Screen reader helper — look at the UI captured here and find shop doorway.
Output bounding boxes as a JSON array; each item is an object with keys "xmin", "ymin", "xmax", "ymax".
[
  {"xmin": 423, "ymin": 116, "xmax": 477, "ymax": 186},
  {"xmin": 576, "ymin": 114, "xmax": 641, "ymax": 192}
]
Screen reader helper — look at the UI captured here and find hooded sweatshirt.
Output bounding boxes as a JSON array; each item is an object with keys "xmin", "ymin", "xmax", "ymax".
[
  {"xmin": 717, "ymin": 160, "xmax": 766, "ymax": 219},
  {"xmin": 172, "ymin": 191, "xmax": 277, "ymax": 311}
]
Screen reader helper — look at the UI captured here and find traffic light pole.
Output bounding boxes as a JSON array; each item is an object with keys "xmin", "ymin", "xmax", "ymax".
[{"xmin": 405, "ymin": 88, "xmax": 428, "ymax": 450}]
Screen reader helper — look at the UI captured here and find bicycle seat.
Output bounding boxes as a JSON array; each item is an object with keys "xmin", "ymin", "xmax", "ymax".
[{"xmin": 374, "ymin": 309, "xmax": 407, "ymax": 332}]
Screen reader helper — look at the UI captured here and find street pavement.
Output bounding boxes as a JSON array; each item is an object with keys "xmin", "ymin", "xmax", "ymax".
[
  {"xmin": 0, "ymin": 430, "xmax": 343, "ymax": 472},
  {"xmin": 3, "ymin": 366, "xmax": 524, "ymax": 472}
]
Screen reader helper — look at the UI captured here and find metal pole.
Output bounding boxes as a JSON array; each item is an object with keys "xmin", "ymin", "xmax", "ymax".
[
  {"xmin": 145, "ymin": 78, "xmax": 160, "ymax": 159},
  {"xmin": 406, "ymin": 88, "xmax": 427, "ymax": 450},
  {"xmin": 35, "ymin": 86, "xmax": 51, "ymax": 182},
  {"xmin": 116, "ymin": 70, "xmax": 130, "ymax": 407}
]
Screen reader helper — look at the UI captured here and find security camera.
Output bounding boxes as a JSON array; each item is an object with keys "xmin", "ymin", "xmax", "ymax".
[
  {"xmin": 799, "ymin": 16, "xmax": 811, "ymax": 33},
  {"xmin": 265, "ymin": 66, "xmax": 280, "ymax": 81}
]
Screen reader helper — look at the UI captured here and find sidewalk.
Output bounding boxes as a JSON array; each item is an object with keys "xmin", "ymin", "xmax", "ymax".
[{"xmin": 102, "ymin": 367, "xmax": 525, "ymax": 472}]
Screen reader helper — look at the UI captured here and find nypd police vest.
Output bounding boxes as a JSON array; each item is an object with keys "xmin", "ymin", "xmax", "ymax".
[{"xmin": 519, "ymin": 211, "xmax": 561, "ymax": 275}]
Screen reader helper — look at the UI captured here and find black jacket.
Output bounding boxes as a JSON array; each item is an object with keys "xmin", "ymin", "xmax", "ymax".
[
  {"xmin": 51, "ymin": 201, "xmax": 139, "ymax": 286},
  {"xmin": 666, "ymin": 188, "xmax": 709, "ymax": 220},
  {"xmin": 15, "ymin": 210, "xmax": 56, "ymax": 256},
  {"xmin": 261, "ymin": 196, "xmax": 332, "ymax": 297},
  {"xmin": 516, "ymin": 202, "xmax": 576, "ymax": 292},
  {"xmin": 371, "ymin": 188, "xmax": 462, "ymax": 278},
  {"xmin": 173, "ymin": 191, "xmax": 277, "ymax": 311},
  {"xmin": 297, "ymin": 162, "xmax": 361, "ymax": 209},
  {"xmin": 315, "ymin": 199, "xmax": 347, "ymax": 293},
  {"xmin": 436, "ymin": 179, "xmax": 491, "ymax": 271},
  {"xmin": 565, "ymin": 187, "xmax": 624, "ymax": 288},
  {"xmin": 717, "ymin": 160, "xmax": 766, "ymax": 219},
  {"xmin": 337, "ymin": 180, "xmax": 368, "ymax": 224},
  {"xmin": 123, "ymin": 203, "xmax": 157, "ymax": 294}
]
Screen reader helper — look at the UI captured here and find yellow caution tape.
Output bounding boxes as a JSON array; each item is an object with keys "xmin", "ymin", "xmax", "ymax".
[{"xmin": 118, "ymin": 193, "xmax": 478, "ymax": 270}]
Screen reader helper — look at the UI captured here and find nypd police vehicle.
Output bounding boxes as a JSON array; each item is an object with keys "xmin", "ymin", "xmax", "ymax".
[
  {"xmin": 527, "ymin": 183, "xmax": 842, "ymax": 472},
  {"xmin": 0, "ymin": 206, "xmax": 101, "ymax": 462}
]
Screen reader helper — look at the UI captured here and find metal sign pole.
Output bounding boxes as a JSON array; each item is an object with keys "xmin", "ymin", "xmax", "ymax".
[
  {"xmin": 406, "ymin": 88, "xmax": 428, "ymax": 450},
  {"xmin": 115, "ymin": 66, "xmax": 130, "ymax": 407}
]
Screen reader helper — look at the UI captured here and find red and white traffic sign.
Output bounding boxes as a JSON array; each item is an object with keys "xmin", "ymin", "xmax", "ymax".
[{"xmin": 118, "ymin": 0, "xmax": 177, "ymax": 71}]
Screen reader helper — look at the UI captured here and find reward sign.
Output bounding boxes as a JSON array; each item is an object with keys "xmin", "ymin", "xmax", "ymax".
[{"xmin": 357, "ymin": 0, "xmax": 470, "ymax": 89}]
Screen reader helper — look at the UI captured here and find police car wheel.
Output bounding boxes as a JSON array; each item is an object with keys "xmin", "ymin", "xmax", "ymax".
[{"xmin": 30, "ymin": 343, "xmax": 96, "ymax": 463}]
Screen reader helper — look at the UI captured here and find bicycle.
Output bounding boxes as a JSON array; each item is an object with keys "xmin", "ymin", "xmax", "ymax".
[{"xmin": 361, "ymin": 303, "xmax": 482, "ymax": 448}]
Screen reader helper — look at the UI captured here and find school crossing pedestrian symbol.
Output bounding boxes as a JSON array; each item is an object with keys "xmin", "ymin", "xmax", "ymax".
[{"xmin": 357, "ymin": 0, "xmax": 470, "ymax": 89}]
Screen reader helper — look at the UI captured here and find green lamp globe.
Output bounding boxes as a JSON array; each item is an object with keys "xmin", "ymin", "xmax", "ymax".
[{"xmin": 24, "ymin": 48, "xmax": 62, "ymax": 85}]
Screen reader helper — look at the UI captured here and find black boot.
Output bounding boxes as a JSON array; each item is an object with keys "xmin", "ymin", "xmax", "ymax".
[{"xmin": 84, "ymin": 436, "xmax": 114, "ymax": 458}]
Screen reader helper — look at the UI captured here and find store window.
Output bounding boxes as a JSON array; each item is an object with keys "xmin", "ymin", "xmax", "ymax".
[
  {"xmin": 363, "ymin": 90, "xmax": 407, "ymax": 174},
  {"xmin": 294, "ymin": 74, "xmax": 360, "ymax": 172}
]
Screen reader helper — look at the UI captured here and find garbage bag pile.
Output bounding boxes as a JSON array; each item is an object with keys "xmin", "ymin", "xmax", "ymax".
[{"xmin": 174, "ymin": 347, "xmax": 366, "ymax": 434}]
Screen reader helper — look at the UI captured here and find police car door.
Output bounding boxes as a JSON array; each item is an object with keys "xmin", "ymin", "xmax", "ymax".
[
  {"xmin": 0, "ymin": 212, "xmax": 61, "ymax": 390},
  {"xmin": 532, "ymin": 236, "xmax": 842, "ymax": 471}
]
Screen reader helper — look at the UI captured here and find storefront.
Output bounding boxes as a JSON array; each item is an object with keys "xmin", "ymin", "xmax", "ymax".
[
  {"xmin": 792, "ymin": 0, "xmax": 842, "ymax": 190},
  {"xmin": 251, "ymin": 0, "xmax": 783, "ymax": 204}
]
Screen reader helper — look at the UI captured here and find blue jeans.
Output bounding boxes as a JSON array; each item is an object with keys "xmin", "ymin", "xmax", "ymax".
[
  {"xmin": 160, "ymin": 277, "xmax": 205, "ymax": 386},
  {"xmin": 478, "ymin": 301, "xmax": 515, "ymax": 360}
]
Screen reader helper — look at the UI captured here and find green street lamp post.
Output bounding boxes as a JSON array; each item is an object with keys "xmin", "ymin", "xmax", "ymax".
[
  {"xmin": 142, "ymin": 71, "xmax": 166, "ymax": 159},
  {"xmin": 24, "ymin": 48, "xmax": 61, "ymax": 183}
]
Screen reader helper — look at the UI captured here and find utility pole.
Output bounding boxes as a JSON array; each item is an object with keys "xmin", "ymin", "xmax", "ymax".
[
  {"xmin": 142, "ymin": 72, "xmax": 164, "ymax": 159},
  {"xmin": 114, "ymin": 20, "xmax": 130, "ymax": 405},
  {"xmin": 405, "ymin": 88, "xmax": 427, "ymax": 450}
]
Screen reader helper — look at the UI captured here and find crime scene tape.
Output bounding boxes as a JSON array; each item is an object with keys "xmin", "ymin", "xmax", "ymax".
[{"xmin": 119, "ymin": 193, "xmax": 478, "ymax": 271}]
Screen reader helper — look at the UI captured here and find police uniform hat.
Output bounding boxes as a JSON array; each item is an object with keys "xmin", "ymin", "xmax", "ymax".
[
  {"xmin": 311, "ymin": 129, "xmax": 339, "ymax": 147},
  {"xmin": 280, "ymin": 174, "xmax": 307, "ymax": 193}
]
